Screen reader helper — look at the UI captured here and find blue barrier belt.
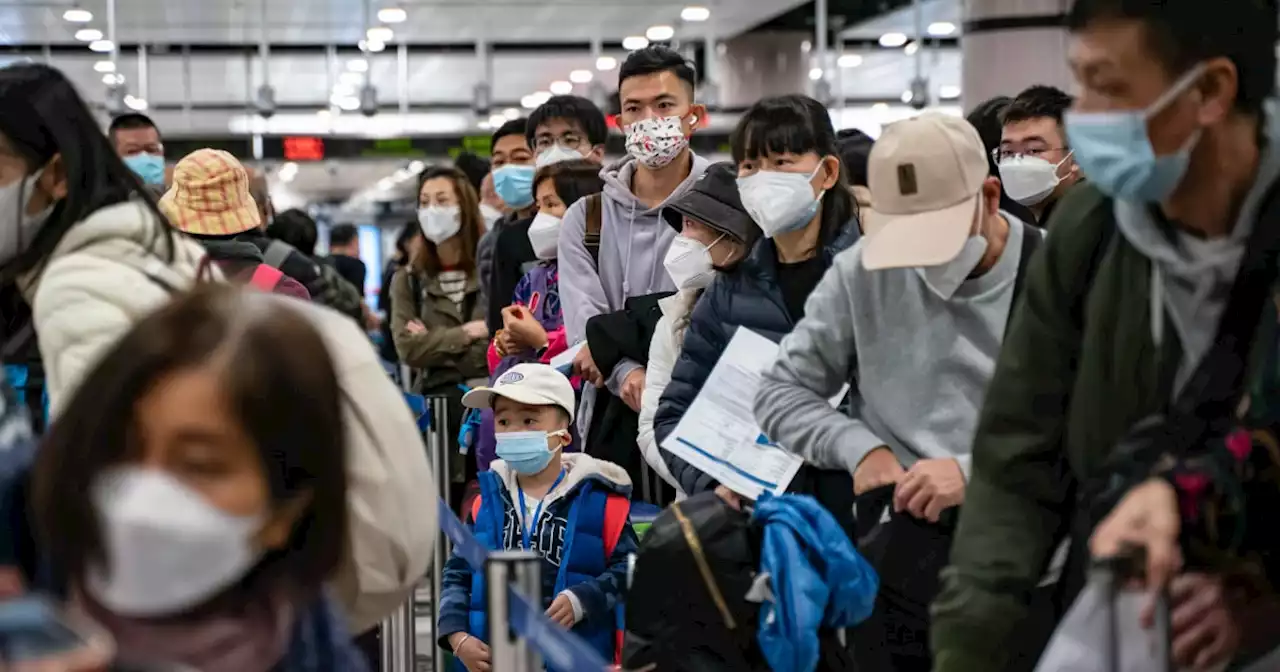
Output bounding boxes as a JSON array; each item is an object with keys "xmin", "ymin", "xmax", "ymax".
[{"xmin": 436, "ymin": 498, "xmax": 612, "ymax": 672}]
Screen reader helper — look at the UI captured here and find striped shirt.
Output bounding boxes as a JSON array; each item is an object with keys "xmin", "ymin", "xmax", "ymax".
[{"xmin": 438, "ymin": 269, "xmax": 469, "ymax": 314}]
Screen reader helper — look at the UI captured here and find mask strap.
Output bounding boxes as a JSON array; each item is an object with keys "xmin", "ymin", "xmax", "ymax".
[{"xmin": 1144, "ymin": 62, "xmax": 1209, "ymax": 120}]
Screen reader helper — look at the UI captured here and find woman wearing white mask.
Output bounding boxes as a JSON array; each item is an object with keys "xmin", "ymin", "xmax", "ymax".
[
  {"xmin": 0, "ymin": 64, "xmax": 207, "ymax": 425},
  {"xmin": 654, "ymin": 95, "xmax": 860, "ymax": 515},
  {"xmin": 389, "ymin": 166, "xmax": 489, "ymax": 503},
  {"xmin": 13, "ymin": 285, "xmax": 365, "ymax": 671},
  {"xmin": 638, "ymin": 162, "xmax": 756, "ymax": 499}
]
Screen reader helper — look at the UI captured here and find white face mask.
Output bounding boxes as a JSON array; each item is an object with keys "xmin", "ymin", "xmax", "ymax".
[
  {"xmin": 418, "ymin": 204, "xmax": 462, "ymax": 244},
  {"xmin": 664, "ymin": 233, "xmax": 723, "ymax": 291},
  {"xmin": 625, "ymin": 116, "xmax": 694, "ymax": 169},
  {"xmin": 737, "ymin": 165, "xmax": 825, "ymax": 238},
  {"xmin": 998, "ymin": 152, "xmax": 1073, "ymax": 206},
  {"xmin": 527, "ymin": 211, "xmax": 563, "ymax": 260},
  {"xmin": 85, "ymin": 467, "xmax": 265, "ymax": 616},
  {"xmin": 479, "ymin": 203, "xmax": 504, "ymax": 230},
  {"xmin": 913, "ymin": 200, "xmax": 989, "ymax": 301},
  {"xmin": 536, "ymin": 144, "xmax": 588, "ymax": 169},
  {"xmin": 0, "ymin": 170, "xmax": 53, "ymax": 267}
]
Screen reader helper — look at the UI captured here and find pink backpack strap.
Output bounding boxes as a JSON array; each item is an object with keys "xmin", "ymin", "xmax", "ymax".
[{"xmin": 248, "ymin": 264, "xmax": 285, "ymax": 292}]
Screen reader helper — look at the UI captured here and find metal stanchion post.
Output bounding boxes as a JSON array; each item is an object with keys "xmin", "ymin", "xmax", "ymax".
[
  {"xmin": 380, "ymin": 602, "xmax": 413, "ymax": 672},
  {"xmin": 429, "ymin": 395, "xmax": 453, "ymax": 672},
  {"xmin": 486, "ymin": 551, "xmax": 541, "ymax": 672}
]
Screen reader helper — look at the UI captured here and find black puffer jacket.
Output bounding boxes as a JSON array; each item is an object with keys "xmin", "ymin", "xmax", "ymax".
[{"xmin": 654, "ymin": 220, "xmax": 861, "ymax": 496}]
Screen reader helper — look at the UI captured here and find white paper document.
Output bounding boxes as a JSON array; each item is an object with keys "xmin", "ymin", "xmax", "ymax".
[
  {"xmin": 661, "ymin": 328, "xmax": 847, "ymax": 500},
  {"xmin": 550, "ymin": 341, "xmax": 586, "ymax": 375}
]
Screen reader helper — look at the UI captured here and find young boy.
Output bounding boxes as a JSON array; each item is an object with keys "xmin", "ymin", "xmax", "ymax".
[{"xmin": 438, "ymin": 363, "xmax": 637, "ymax": 671}]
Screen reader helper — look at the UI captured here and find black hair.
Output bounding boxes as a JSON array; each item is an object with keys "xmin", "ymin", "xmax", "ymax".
[
  {"xmin": 526, "ymin": 95, "xmax": 609, "ymax": 147},
  {"xmin": 413, "ymin": 166, "xmax": 483, "ymax": 277},
  {"xmin": 329, "ymin": 223, "xmax": 358, "ymax": 247},
  {"xmin": 107, "ymin": 112, "xmax": 161, "ymax": 143},
  {"xmin": 454, "ymin": 152, "xmax": 490, "ymax": 192},
  {"xmin": 1001, "ymin": 85, "xmax": 1074, "ymax": 128},
  {"xmin": 731, "ymin": 95, "xmax": 856, "ymax": 242},
  {"xmin": 1066, "ymin": 0, "xmax": 1277, "ymax": 116},
  {"xmin": 835, "ymin": 128, "xmax": 875, "ymax": 188},
  {"xmin": 0, "ymin": 64, "xmax": 174, "ymax": 279},
  {"xmin": 34, "ymin": 284, "xmax": 349, "ymax": 599},
  {"xmin": 492, "ymin": 118, "xmax": 529, "ymax": 148},
  {"xmin": 619, "ymin": 45, "xmax": 697, "ymax": 92},
  {"xmin": 267, "ymin": 208, "xmax": 319, "ymax": 257},
  {"xmin": 534, "ymin": 159, "xmax": 606, "ymax": 208},
  {"xmin": 394, "ymin": 219, "xmax": 422, "ymax": 262}
]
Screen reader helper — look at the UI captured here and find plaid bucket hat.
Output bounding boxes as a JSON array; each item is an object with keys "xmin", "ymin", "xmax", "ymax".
[{"xmin": 159, "ymin": 148, "xmax": 261, "ymax": 236}]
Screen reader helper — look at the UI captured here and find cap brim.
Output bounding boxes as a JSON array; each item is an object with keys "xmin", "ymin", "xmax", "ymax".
[
  {"xmin": 861, "ymin": 194, "xmax": 979, "ymax": 271},
  {"xmin": 667, "ymin": 193, "xmax": 751, "ymax": 242},
  {"xmin": 461, "ymin": 385, "xmax": 575, "ymax": 421}
]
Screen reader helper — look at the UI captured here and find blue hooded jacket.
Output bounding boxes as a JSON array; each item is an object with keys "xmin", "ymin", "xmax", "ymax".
[{"xmin": 753, "ymin": 493, "xmax": 878, "ymax": 672}]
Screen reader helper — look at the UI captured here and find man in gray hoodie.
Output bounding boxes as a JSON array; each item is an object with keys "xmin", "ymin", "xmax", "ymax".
[{"xmin": 559, "ymin": 45, "xmax": 709, "ymax": 434}]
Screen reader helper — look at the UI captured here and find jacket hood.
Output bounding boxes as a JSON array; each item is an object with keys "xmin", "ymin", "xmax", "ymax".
[
  {"xmin": 490, "ymin": 451, "xmax": 633, "ymax": 514},
  {"xmin": 600, "ymin": 153, "xmax": 713, "ymax": 213},
  {"xmin": 202, "ymin": 239, "xmax": 267, "ymax": 264}
]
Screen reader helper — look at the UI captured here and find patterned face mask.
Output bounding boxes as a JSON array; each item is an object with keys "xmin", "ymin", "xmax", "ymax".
[{"xmin": 625, "ymin": 115, "xmax": 693, "ymax": 169}]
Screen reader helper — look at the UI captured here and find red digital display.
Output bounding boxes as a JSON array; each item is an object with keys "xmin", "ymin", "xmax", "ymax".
[
  {"xmin": 606, "ymin": 114, "xmax": 620, "ymax": 129},
  {"xmin": 283, "ymin": 136, "xmax": 325, "ymax": 161}
]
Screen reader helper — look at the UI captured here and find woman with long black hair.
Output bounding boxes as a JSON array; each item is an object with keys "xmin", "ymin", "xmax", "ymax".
[{"xmin": 0, "ymin": 63, "xmax": 205, "ymax": 416}]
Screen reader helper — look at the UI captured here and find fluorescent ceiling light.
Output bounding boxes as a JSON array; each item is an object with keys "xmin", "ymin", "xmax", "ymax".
[
  {"xmin": 339, "ymin": 71, "xmax": 363, "ymax": 87},
  {"xmin": 646, "ymin": 25, "xmax": 674, "ymax": 42},
  {"xmin": 569, "ymin": 69, "xmax": 593, "ymax": 84},
  {"xmin": 359, "ymin": 39, "xmax": 386, "ymax": 53},
  {"xmin": 549, "ymin": 80, "xmax": 573, "ymax": 95},
  {"xmin": 366, "ymin": 26, "xmax": 394, "ymax": 42},
  {"xmin": 622, "ymin": 36, "xmax": 649, "ymax": 51},
  {"xmin": 332, "ymin": 95, "xmax": 361, "ymax": 111},
  {"xmin": 94, "ymin": 60, "xmax": 115, "ymax": 73},
  {"xmin": 102, "ymin": 73, "xmax": 124, "ymax": 85},
  {"xmin": 347, "ymin": 58, "xmax": 369, "ymax": 73},
  {"xmin": 63, "ymin": 8, "xmax": 93, "ymax": 22},
  {"xmin": 88, "ymin": 39, "xmax": 114, "ymax": 53},
  {"xmin": 808, "ymin": 68, "xmax": 824, "ymax": 81},
  {"xmin": 904, "ymin": 41, "xmax": 919, "ymax": 55},
  {"xmin": 871, "ymin": 102, "xmax": 890, "ymax": 113},
  {"xmin": 521, "ymin": 95, "xmax": 539, "ymax": 110},
  {"xmin": 123, "ymin": 95, "xmax": 147, "ymax": 111},
  {"xmin": 680, "ymin": 6, "xmax": 710, "ymax": 22},
  {"xmin": 75, "ymin": 28, "xmax": 102, "ymax": 42},
  {"xmin": 377, "ymin": 7, "xmax": 407, "ymax": 24},
  {"xmin": 927, "ymin": 21, "xmax": 956, "ymax": 36},
  {"xmin": 478, "ymin": 120, "xmax": 492, "ymax": 130},
  {"xmin": 502, "ymin": 107, "xmax": 520, "ymax": 120},
  {"xmin": 488, "ymin": 113, "xmax": 507, "ymax": 126},
  {"xmin": 900, "ymin": 90, "xmax": 914, "ymax": 103},
  {"xmin": 939, "ymin": 85, "xmax": 962, "ymax": 99},
  {"xmin": 595, "ymin": 56, "xmax": 617, "ymax": 71},
  {"xmin": 878, "ymin": 32, "xmax": 907, "ymax": 48},
  {"xmin": 837, "ymin": 54, "xmax": 863, "ymax": 68},
  {"xmin": 408, "ymin": 160, "xmax": 426, "ymax": 173}
]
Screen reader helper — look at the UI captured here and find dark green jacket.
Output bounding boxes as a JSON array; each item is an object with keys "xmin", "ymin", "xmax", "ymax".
[{"xmin": 931, "ymin": 183, "xmax": 1186, "ymax": 670}]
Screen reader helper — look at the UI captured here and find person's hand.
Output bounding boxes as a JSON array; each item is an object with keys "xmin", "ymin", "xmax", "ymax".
[
  {"xmin": 405, "ymin": 319, "xmax": 427, "ymax": 335},
  {"xmin": 450, "ymin": 633, "xmax": 492, "ymax": 672},
  {"xmin": 462, "ymin": 320, "xmax": 489, "ymax": 341},
  {"xmin": 503, "ymin": 305, "xmax": 548, "ymax": 351},
  {"xmin": 852, "ymin": 447, "xmax": 906, "ymax": 496},
  {"xmin": 1168, "ymin": 573, "xmax": 1240, "ymax": 670},
  {"xmin": 715, "ymin": 485, "xmax": 744, "ymax": 511},
  {"xmin": 573, "ymin": 343, "xmax": 605, "ymax": 388},
  {"xmin": 620, "ymin": 367, "xmax": 646, "ymax": 412},
  {"xmin": 894, "ymin": 458, "xmax": 966, "ymax": 523},
  {"xmin": 545, "ymin": 593, "xmax": 577, "ymax": 628},
  {"xmin": 1090, "ymin": 478, "xmax": 1182, "ymax": 597}
]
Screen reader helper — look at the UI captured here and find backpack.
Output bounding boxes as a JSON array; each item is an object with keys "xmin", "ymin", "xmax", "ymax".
[
  {"xmin": 584, "ymin": 193, "xmax": 603, "ymax": 268},
  {"xmin": 265, "ymin": 240, "xmax": 365, "ymax": 322}
]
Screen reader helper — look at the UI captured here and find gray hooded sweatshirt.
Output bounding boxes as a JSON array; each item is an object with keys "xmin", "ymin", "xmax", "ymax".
[
  {"xmin": 1115, "ymin": 104, "xmax": 1280, "ymax": 394},
  {"xmin": 558, "ymin": 153, "xmax": 711, "ymax": 434}
]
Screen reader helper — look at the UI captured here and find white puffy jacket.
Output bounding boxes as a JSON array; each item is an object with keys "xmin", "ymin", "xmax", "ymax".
[{"xmin": 637, "ymin": 289, "xmax": 703, "ymax": 500}]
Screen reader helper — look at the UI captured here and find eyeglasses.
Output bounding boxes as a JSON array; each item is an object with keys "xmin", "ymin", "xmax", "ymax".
[
  {"xmin": 992, "ymin": 146, "xmax": 1068, "ymax": 162},
  {"xmin": 534, "ymin": 133, "xmax": 587, "ymax": 152}
]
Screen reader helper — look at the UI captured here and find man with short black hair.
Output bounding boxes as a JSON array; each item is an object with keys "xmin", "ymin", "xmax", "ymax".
[
  {"xmin": 933, "ymin": 1, "xmax": 1280, "ymax": 669},
  {"xmin": 559, "ymin": 45, "xmax": 709, "ymax": 472},
  {"xmin": 996, "ymin": 85, "xmax": 1082, "ymax": 225},
  {"xmin": 268, "ymin": 209, "xmax": 366, "ymax": 322},
  {"xmin": 328, "ymin": 223, "xmax": 367, "ymax": 297},
  {"xmin": 108, "ymin": 112, "xmax": 165, "ymax": 187},
  {"xmin": 478, "ymin": 118, "xmax": 538, "ymax": 332}
]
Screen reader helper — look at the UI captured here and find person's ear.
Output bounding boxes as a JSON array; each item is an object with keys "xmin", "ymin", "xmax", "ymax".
[
  {"xmin": 817, "ymin": 155, "xmax": 841, "ymax": 191},
  {"xmin": 586, "ymin": 145, "xmax": 606, "ymax": 164},
  {"xmin": 35, "ymin": 153, "xmax": 68, "ymax": 207},
  {"xmin": 980, "ymin": 176, "xmax": 1002, "ymax": 222},
  {"xmin": 1196, "ymin": 57, "xmax": 1237, "ymax": 128},
  {"xmin": 687, "ymin": 104, "xmax": 708, "ymax": 132},
  {"xmin": 255, "ymin": 491, "xmax": 313, "ymax": 551}
]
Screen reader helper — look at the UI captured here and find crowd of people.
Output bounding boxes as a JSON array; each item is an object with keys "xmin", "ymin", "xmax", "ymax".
[{"xmin": 0, "ymin": 0, "xmax": 1276, "ymax": 670}]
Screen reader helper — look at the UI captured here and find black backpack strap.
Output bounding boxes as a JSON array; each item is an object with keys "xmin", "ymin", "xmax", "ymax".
[
  {"xmin": 1010, "ymin": 223, "xmax": 1043, "ymax": 306},
  {"xmin": 409, "ymin": 272, "xmax": 424, "ymax": 317},
  {"xmin": 584, "ymin": 193, "xmax": 603, "ymax": 268},
  {"xmin": 262, "ymin": 239, "xmax": 293, "ymax": 270}
]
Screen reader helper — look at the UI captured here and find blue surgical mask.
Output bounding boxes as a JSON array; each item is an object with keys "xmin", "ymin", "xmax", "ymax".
[
  {"xmin": 495, "ymin": 429, "xmax": 566, "ymax": 475},
  {"xmin": 492, "ymin": 164, "xmax": 536, "ymax": 210},
  {"xmin": 1064, "ymin": 63, "xmax": 1206, "ymax": 203},
  {"xmin": 123, "ymin": 153, "xmax": 166, "ymax": 186}
]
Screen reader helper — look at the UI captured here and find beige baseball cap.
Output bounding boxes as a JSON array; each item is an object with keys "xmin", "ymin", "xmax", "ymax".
[
  {"xmin": 462, "ymin": 363, "xmax": 576, "ymax": 421},
  {"xmin": 861, "ymin": 112, "xmax": 989, "ymax": 270}
]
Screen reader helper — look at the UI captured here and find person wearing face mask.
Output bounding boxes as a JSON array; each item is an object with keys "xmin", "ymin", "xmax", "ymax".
[
  {"xmin": 751, "ymin": 112, "xmax": 1045, "ymax": 671},
  {"xmin": 465, "ymin": 159, "xmax": 604, "ymax": 473},
  {"xmin": 0, "ymin": 286, "xmax": 365, "ymax": 671},
  {"xmin": 390, "ymin": 166, "xmax": 488, "ymax": 506},
  {"xmin": 439, "ymin": 363, "xmax": 638, "ymax": 671},
  {"xmin": 635, "ymin": 163, "xmax": 757, "ymax": 500},
  {"xmin": 477, "ymin": 119, "xmax": 538, "ymax": 335},
  {"xmin": 997, "ymin": 85, "xmax": 1083, "ymax": 227},
  {"xmin": 108, "ymin": 112, "xmax": 167, "ymax": 192},
  {"xmin": 559, "ymin": 46, "xmax": 711, "ymax": 478},
  {"xmin": 655, "ymin": 95, "xmax": 860, "ymax": 514},
  {"xmin": 932, "ymin": 1, "xmax": 1280, "ymax": 670},
  {"xmin": 487, "ymin": 96, "xmax": 608, "ymax": 336}
]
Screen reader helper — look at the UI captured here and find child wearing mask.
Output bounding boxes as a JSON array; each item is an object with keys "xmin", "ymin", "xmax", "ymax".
[{"xmin": 438, "ymin": 363, "xmax": 637, "ymax": 672}]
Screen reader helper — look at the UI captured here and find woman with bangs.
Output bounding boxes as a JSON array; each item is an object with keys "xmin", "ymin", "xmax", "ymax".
[{"xmin": 653, "ymin": 94, "xmax": 861, "ymax": 527}]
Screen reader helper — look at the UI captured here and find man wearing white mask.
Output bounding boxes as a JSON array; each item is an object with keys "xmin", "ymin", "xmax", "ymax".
[
  {"xmin": 559, "ymin": 45, "xmax": 709, "ymax": 465},
  {"xmin": 997, "ymin": 85, "xmax": 1083, "ymax": 226},
  {"xmin": 753, "ymin": 112, "xmax": 1044, "ymax": 670}
]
